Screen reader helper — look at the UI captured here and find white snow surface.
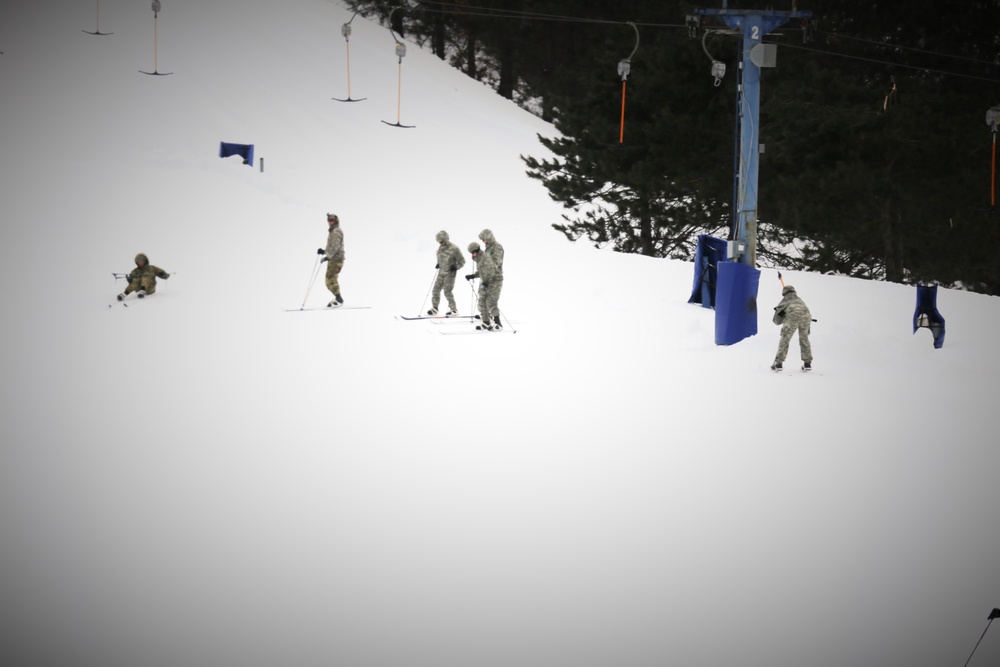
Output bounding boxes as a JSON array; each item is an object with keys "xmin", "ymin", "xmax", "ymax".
[{"xmin": 1, "ymin": 2, "xmax": 998, "ymax": 667}]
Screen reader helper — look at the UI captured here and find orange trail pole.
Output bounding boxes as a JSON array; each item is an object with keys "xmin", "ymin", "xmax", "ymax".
[
  {"xmin": 616, "ymin": 22, "xmax": 639, "ymax": 144},
  {"xmin": 84, "ymin": 0, "xmax": 111, "ymax": 35},
  {"xmin": 380, "ymin": 12, "xmax": 414, "ymax": 128},
  {"xmin": 332, "ymin": 20, "xmax": 364, "ymax": 102},
  {"xmin": 396, "ymin": 62, "xmax": 403, "ymax": 124},
  {"xmin": 345, "ymin": 42, "xmax": 353, "ymax": 99},
  {"xmin": 153, "ymin": 16, "xmax": 158, "ymax": 72},
  {"xmin": 619, "ymin": 81, "xmax": 627, "ymax": 143},
  {"xmin": 991, "ymin": 133, "xmax": 996, "ymax": 208}
]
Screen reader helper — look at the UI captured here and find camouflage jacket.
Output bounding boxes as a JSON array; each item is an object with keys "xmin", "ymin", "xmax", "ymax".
[
  {"xmin": 470, "ymin": 247, "xmax": 499, "ymax": 284},
  {"xmin": 479, "ymin": 229, "xmax": 504, "ymax": 278},
  {"xmin": 127, "ymin": 253, "xmax": 168, "ymax": 284},
  {"xmin": 435, "ymin": 232, "xmax": 465, "ymax": 273},
  {"xmin": 325, "ymin": 225, "xmax": 345, "ymax": 262},
  {"xmin": 773, "ymin": 285, "xmax": 811, "ymax": 326}
]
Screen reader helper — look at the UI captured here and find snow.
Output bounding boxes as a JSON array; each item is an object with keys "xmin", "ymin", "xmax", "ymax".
[{"xmin": 1, "ymin": 1, "xmax": 998, "ymax": 666}]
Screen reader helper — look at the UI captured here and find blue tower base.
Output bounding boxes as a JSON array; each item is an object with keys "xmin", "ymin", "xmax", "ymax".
[
  {"xmin": 715, "ymin": 262, "xmax": 760, "ymax": 345},
  {"xmin": 914, "ymin": 283, "xmax": 945, "ymax": 349}
]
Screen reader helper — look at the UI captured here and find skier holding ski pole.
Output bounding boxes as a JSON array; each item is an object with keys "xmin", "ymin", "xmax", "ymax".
[
  {"xmin": 771, "ymin": 272, "xmax": 814, "ymax": 372},
  {"xmin": 466, "ymin": 241, "xmax": 500, "ymax": 330},
  {"xmin": 427, "ymin": 230, "xmax": 464, "ymax": 316},
  {"xmin": 317, "ymin": 213, "xmax": 345, "ymax": 308},
  {"xmin": 477, "ymin": 228, "xmax": 504, "ymax": 329},
  {"xmin": 116, "ymin": 252, "xmax": 170, "ymax": 301}
]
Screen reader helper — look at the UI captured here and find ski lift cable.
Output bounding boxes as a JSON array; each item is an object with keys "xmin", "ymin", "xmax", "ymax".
[
  {"xmin": 372, "ymin": 3, "xmax": 995, "ymax": 87},
  {"xmin": 814, "ymin": 29, "xmax": 999, "ymax": 68},
  {"xmin": 775, "ymin": 41, "xmax": 1000, "ymax": 85},
  {"xmin": 382, "ymin": 1, "xmax": 996, "ymax": 74},
  {"xmin": 399, "ymin": 0, "xmax": 684, "ymax": 29}
]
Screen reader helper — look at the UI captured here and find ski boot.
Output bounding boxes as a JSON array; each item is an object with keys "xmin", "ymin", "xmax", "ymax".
[{"xmin": 770, "ymin": 361, "xmax": 783, "ymax": 372}]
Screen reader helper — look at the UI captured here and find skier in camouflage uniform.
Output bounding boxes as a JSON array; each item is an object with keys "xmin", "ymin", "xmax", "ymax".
[
  {"xmin": 771, "ymin": 284, "xmax": 813, "ymax": 371},
  {"xmin": 476, "ymin": 228, "xmax": 504, "ymax": 328},
  {"xmin": 117, "ymin": 252, "xmax": 170, "ymax": 301},
  {"xmin": 465, "ymin": 241, "xmax": 500, "ymax": 330},
  {"xmin": 318, "ymin": 213, "xmax": 345, "ymax": 307},
  {"xmin": 428, "ymin": 230, "xmax": 465, "ymax": 315}
]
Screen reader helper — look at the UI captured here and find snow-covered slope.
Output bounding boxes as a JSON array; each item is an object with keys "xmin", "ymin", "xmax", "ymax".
[{"xmin": 1, "ymin": 2, "xmax": 997, "ymax": 666}]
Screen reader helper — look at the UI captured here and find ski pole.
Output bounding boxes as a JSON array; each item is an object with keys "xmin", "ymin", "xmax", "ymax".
[
  {"xmin": 466, "ymin": 275, "xmax": 479, "ymax": 319},
  {"xmin": 964, "ymin": 609, "xmax": 999, "ymax": 667},
  {"xmin": 419, "ymin": 267, "xmax": 437, "ymax": 316},
  {"xmin": 299, "ymin": 254, "xmax": 322, "ymax": 310},
  {"xmin": 498, "ymin": 306, "xmax": 517, "ymax": 334}
]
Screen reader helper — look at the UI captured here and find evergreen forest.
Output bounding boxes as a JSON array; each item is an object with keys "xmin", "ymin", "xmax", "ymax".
[{"xmin": 346, "ymin": 0, "xmax": 1000, "ymax": 294}]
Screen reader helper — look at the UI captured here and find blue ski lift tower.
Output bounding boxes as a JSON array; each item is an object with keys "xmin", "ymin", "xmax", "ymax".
[{"xmin": 694, "ymin": 2, "xmax": 810, "ymax": 345}]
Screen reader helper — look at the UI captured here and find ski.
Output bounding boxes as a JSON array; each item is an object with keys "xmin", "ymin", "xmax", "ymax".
[
  {"xmin": 770, "ymin": 367, "xmax": 822, "ymax": 375},
  {"xmin": 285, "ymin": 306, "xmax": 371, "ymax": 312},
  {"xmin": 438, "ymin": 327, "xmax": 511, "ymax": 335},
  {"xmin": 113, "ymin": 293, "xmax": 152, "ymax": 307},
  {"xmin": 396, "ymin": 314, "xmax": 474, "ymax": 321}
]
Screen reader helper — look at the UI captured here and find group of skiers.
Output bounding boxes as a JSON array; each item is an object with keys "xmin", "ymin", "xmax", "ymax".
[
  {"xmin": 115, "ymin": 211, "xmax": 814, "ymax": 362},
  {"xmin": 428, "ymin": 227, "xmax": 505, "ymax": 330}
]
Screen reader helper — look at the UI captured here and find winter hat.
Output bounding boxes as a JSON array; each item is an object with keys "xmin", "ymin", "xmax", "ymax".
[
  {"xmin": 468, "ymin": 242, "xmax": 481, "ymax": 254},
  {"xmin": 327, "ymin": 213, "xmax": 339, "ymax": 224},
  {"xmin": 478, "ymin": 228, "xmax": 495, "ymax": 244},
  {"xmin": 782, "ymin": 285, "xmax": 796, "ymax": 295},
  {"xmin": 436, "ymin": 230, "xmax": 449, "ymax": 243},
  {"xmin": 134, "ymin": 253, "xmax": 149, "ymax": 266}
]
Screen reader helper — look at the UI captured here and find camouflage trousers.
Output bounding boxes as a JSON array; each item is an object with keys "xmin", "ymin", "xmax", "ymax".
[
  {"xmin": 124, "ymin": 277, "xmax": 157, "ymax": 295},
  {"xmin": 478, "ymin": 278, "xmax": 503, "ymax": 322},
  {"xmin": 431, "ymin": 270, "xmax": 458, "ymax": 311},
  {"xmin": 775, "ymin": 319, "xmax": 812, "ymax": 363},
  {"xmin": 325, "ymin": 260, "xmax": 343, "ymax": 296}
]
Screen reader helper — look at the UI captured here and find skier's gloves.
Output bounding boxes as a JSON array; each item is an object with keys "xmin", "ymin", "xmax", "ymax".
[
  {"xmin": 317, "ymin": 248, "xmax": 326, "ymax": 255},
  {"xmin": 435, "ymin": 264, "xmax": 440, "ymax": 269},
  {"xmin": 320, "ymin": 257, "xmax": 328, "ymax": 264},
  {"xmin": 465, "ymin": 274, "xmax": 475, "ymax": 281},
  {"xmin": 157, "ymin": 271, "xmax": 169, "ymax": 279}
]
